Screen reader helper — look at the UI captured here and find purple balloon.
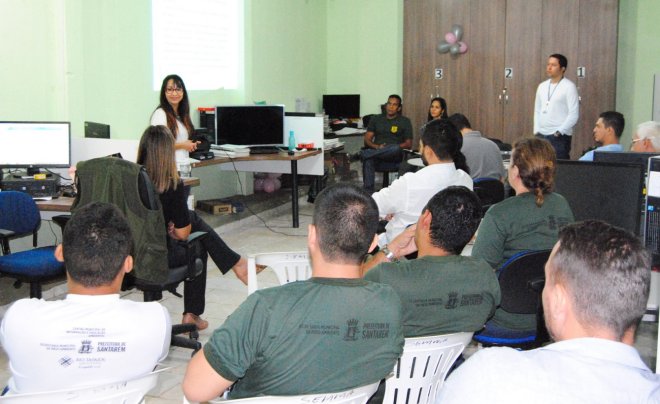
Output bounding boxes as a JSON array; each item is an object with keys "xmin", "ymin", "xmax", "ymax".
[
  {"xmin": 458, "ymin": 41, "xmax": 468, "ymax": 53},
  {"xmin": 444, "ymin": 32, "xmax": 457, "ymax": 44}
]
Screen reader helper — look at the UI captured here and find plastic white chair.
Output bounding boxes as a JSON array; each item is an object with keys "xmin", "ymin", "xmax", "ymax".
[
  {"xmin": 0, "ymin": 369, "xmax": 164, "ymax": 403},
  {"xmin": 383, "ymin": 332, "xmax": 473, "ymax": 404},
  {"xmin": 184, "ymin": 381, "xmax": 380, "ymax": 404},
  {"xmin": 247, "ymin": 251, "xmax": 311, "ymax": 295}
]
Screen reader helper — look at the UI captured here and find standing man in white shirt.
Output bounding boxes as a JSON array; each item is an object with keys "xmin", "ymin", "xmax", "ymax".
[{"xmin": 534, "ymin": 54, "xmax": 579, "ymax": 159}]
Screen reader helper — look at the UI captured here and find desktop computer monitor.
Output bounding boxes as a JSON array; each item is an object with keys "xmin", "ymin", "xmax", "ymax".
[
  {"xmin": 322, "ymin": 94, "xmax": 360, "ymax": 119},
  {"xmin": 215, "ymin": 105, "xmax": 285, "ymax": 146},
  {"xmin": 0, "ymin": 121, "xmax": 71, "ymax": 176},
  {"xmin": 554, "ymin": 160, "xmax": 645, "ymax": 235}
]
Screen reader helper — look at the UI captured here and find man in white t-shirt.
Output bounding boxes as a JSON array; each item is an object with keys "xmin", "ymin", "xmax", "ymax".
[
  {"xmin": 534, "ymin": 53, "xmax": 579, "ymax": 159},
  {"xmin": 438, "ymin": 220, "xmax": 660, "ymax": 403},
  {"xmin": 0, "ymin": 202, "xmax": 171, "ymax": 395},
  {"xmin": 371, "ymin": 119, "xmax": 472, "ymax": 247}
]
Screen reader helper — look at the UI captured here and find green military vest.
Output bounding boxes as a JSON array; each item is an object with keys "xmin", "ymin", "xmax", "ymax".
[{"xmin": 72, "ymin": 157, "xmax": 168, "ymax": 284}]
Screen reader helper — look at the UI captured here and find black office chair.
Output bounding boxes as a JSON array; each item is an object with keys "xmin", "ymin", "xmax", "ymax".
[
  {"xmin": 473, "ymin": 177, "xmax": 505, "ymax": 214},
  {"xmin": 0, "ymin": 191, "xmax": 66, "ymax": 298},
  {"xmin": 72, "ymin": 157, "xmax": 205, "ymax": 354},
  {"xmin": 473, "ymin": 249, "xmax": 552, "ymax": 350}
]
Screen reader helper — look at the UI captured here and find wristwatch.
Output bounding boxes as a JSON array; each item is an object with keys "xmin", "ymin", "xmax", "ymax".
[
  {"xmin": 381, "ymin": 245, "xmax": 398, "ymax": 262},
  {"xmin": 554, "ymin": 131, "xmax": 563, "ymax": 137}
]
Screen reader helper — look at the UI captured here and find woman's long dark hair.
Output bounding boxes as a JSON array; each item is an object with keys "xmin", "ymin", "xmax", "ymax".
[
  {"xmin": 155, "ymin": 74, "xmax": 194, "ymax": 140},
  {"xmin": 427, "ymin": 97, "xmax": 448, "ymax": 121},
  {"xmin": 421, "ymin": 119, "xmax": 469, "ymax": 174}
]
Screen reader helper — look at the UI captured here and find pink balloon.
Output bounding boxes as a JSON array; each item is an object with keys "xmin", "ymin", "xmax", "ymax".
[
  {"xmin": 458, "ymin": 41, "xmax": 468, "ymax": 53},
  {"xmin": 263, "ymin": 178, "xmax": 276, "ymax": 193},
  {"xmin": 444, "ymin": 32, "xmax": 457, "ymax": 44}
]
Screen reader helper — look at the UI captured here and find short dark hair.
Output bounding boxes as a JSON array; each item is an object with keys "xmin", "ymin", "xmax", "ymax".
[
  {"xmin": 550, "ymin": 220, "xmax": 651, "ymax": 340},
  {"xmin": 549, "ymin": 53, "xmax": 568, "ymax": 69},
  {"xmin": 423, "ymin": 186, "xmax": 482, "ymax": 255},
  {"xmin": 599, "ymin": 111, "xmax": 625, "ymax": 139},
  {"xmin": 448, "ymin": 113, "xmax": 472, "ymax": 132},
  {"xmin": 312, "ymin": 184, "xmax": 379, "ymax": 265},
  {"xmin": 63, "ymin": 202, "xmax": 134, "ymax": 287},
  {"xmin": 421, "ymin": 119, "xmax": 469, "ymax": 174}
]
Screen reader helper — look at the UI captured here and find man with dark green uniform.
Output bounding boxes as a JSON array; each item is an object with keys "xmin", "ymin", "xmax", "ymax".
[
  {"xmin": 358, "ymin": 94, "xmax": 413, "ymax": 192},
  {"xmin": 364, "ymin": 186, "xmax": 500, "ymax": 337},
  {"xmin": 182, "ymin": 184, "xmax": 404, "ymax": 402}
]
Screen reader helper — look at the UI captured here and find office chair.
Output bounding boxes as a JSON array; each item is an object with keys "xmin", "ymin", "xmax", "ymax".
[
  {"xmin": 473, "ymin": 177, "xmax": 505, "ymax": 215},
  {"xmin": 0, "ymin": 191, "xmax": 65, "ymax": 298},
  {"xmin": 473, "ymin": 249, "xmax": 552, "ymax": 350},
  {"xmin": 72, "ymin": 157, "xmax": 206, "ymax": 354}
]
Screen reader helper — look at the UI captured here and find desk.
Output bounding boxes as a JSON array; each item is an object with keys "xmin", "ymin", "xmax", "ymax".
[
  {"xmin": 36, "ymin": 177, "xmax": 201, "ymax": 212},
  {"xmin": 193, "ymin": 150, "xmax": 321, "ymax": 228}
]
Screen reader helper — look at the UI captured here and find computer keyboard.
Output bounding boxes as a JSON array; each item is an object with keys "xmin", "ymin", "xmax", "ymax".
[{"xmin": 249, "ymin": 146, "xmax": 282, "ymax": 155}]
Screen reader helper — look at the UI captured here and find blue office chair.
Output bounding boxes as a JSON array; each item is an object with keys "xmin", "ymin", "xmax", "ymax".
[
  {"xmin": 473, "ymin": 177, "xmax": 505, "ymax": 215},
  {"xmin": 473, "ymin": 249, "xmax": 552, "ymax": 349},
  {"xmin": 0, "ymin": 191, "xmax": 65, "ymax": 298}
]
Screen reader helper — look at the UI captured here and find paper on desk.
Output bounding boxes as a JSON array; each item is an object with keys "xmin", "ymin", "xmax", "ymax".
[{"xmin": 334, "ymin": 128, "xmax": 367, "ymax": 136}]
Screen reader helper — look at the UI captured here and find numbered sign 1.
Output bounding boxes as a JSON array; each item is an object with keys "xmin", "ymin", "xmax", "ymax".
[
  {"xmin": 504, "ymin": 68, "xmax": 513, "ymax": 79},
  {"xmin": 577, "ymin": 66, "xmax": 586, "ymax": 78},
  {"xmin": 435, "ymin": 68, "xmax": 443, "ymax": 80}
]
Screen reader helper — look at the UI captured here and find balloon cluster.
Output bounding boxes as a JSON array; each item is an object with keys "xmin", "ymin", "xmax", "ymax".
[
  {"xmin": 437, "ymin": 24, "xmax": 468, "ymax": 55},
  {"xmin": 254, "ymin": 173, "xmax": 282, "ymax": 193}
]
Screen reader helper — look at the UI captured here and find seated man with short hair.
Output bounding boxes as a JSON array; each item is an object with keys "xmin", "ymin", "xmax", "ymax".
[
  {"xmin": 364, "ymin": 186, "xmax": 500, "ymax": 337},
  {"xmin": 579, "ymin": 111, "xmax": 624, "ymax": 161},
  {"xmin": 631, "ymin": 120, "xmax": 660, "ymax": 152},
  {"xmin": 182, "ymin": 184, "xmax": 404, "ymax": 402},
  {"xmin": 0, "ymin": 202, "xmax": 171, "ymax": 395},
  {"xmin": 438, "ymin": 220, "xmax": 660, "ymax": 403}
]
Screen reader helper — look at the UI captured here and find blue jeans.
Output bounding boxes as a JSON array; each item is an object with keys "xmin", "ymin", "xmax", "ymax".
[
  {"xmin": 361, "ymin": 144, "xmax": 403, "ymax": 192},
  {"xmin": 536, "ymin": 133, "xmax": 572, "ymax": 159}
]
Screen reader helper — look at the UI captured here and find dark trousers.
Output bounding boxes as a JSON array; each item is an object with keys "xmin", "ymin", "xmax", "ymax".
[
  {"xmin": 167, "ymin": 210, "xmax": 241, "ymax": 315},
  {"xmin": 536, "ymin": 133, "xmax": 572, "ymax": 159},
  {"xmin": 361, "ymin": 144, "xmax": 403, "ymax": 192}
]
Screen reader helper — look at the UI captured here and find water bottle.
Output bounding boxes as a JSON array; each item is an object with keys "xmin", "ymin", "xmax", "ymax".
[{"xmin": 288, "ymin": 130, "xmax": 296, "ymax": 151}]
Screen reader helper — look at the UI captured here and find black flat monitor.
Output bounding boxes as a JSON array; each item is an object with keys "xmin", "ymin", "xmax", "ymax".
[
  {"xmin": 215, "ymin": 105, "xmax": 285, "ymax": 146},
  {"xmin": 593, "ymin": 151, "xmax": 659, "ymax": 173},
  {"xmin": 0, "ymin": 121, "xmax": 71, "ymax": 177},
  {"xmin": 84, "ymin": 121, "xmax": 110, "ymax": 139},
  {"xmin": 554, "ymin": 160, "xmax": 645, "ymax": 235},
  {"xmin": 322, "ymin": 94, "xmax": 360, "ymax": 119}
]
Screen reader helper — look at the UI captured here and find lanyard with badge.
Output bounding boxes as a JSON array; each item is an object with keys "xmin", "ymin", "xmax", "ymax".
[{"xmin": 543, "ymin": 78, "xmax": 563, "ymax": 113}]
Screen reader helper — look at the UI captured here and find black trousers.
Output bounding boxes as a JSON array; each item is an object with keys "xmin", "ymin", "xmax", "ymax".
[{"xmin": 168, "ymin": 210, "xmax": 241, "ymax": 315}]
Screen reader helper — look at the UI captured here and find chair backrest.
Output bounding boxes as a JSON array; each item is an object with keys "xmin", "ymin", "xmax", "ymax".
[
  {"xmin": 383, "ymin": 332, "xmax": 473, "ymax": 404},
  {"xmin": 0, "ymin": 370, "xmax": 162, "ymax": 404},
  {"xmin": 183, "ymin": 381, "xmax": 380, "ymax": 404},
  {"xmin": 73, "ymin": 157, "xmax": 169, "ymax": 284},
  {"xmin": 497, "ymin": 250, "xmax": 552, "ymax": 314},
  {"xmin": 247, "ymin": 251, "xmax": 311, "ymax": 295},
  {"xmin": 0, "ymin": 191, "xmax": 41, "ymax": 251},
  {"xmin": 473, "ymin": 177, "xmax": 505, "ymax": 208}
]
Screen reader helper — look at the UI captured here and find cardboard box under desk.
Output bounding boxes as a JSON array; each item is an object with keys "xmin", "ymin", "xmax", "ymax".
[{"xmin": 197, "ymin": 199, "xmax": 234, "ymax": 215}]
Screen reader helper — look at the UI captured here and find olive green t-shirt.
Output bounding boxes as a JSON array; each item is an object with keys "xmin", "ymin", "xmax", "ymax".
[
  {"xmin": 203, "ymin": 277, "xmax": 404, "ymax": 399},
  {"xmin": 472, "ymin": 192, "xmax": 574, "ymax": 331},
  {"xmin": 367, "ymin": 114, "xmax": 413, "ymax": 145},
  {"xmin": 365, "ymin": 255, "xmax": 500, "ymax": 337}
]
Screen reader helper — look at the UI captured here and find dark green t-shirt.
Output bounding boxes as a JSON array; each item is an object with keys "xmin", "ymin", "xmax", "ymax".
[
  {"xmin": 365, "ymin": 255, "xmax": 500, "ymax": 337},
  {"xmin": 203, "ymin": 277, "xmax": 404, "ymax": 398},
  {"xmin": 367, "ymin": 114, "xmax": 413, "ymax": 145},
  {"xmin": 472, "ymin": 192, "xmax": 574, "ymax": 331}
]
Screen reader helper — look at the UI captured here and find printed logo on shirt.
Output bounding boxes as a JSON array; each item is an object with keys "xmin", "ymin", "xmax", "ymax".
[
  {"xmin": 411, "ymin": 293, "xmax": 485, "ymax": 309},
  {"xmin": 78, "ymin": 340, "xmax": 93, "ymax": 354},
  {"xmin": 97, "ymin": 341, "xmax": 127, "ymax": 352},
  {"xmin": 59, "ymin": 357, "xmax": 73, "ymax": 367},
  {"xmin": 391, "ymin": 125, "xmax": 398, "ymax": 134},
  {"xmin": 361, "ymin": 322, "xmax": 390, "ymax": 339},
  {"xmin": 343, "ymin": 318, "xmax": 359, "ymax": 341}
]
